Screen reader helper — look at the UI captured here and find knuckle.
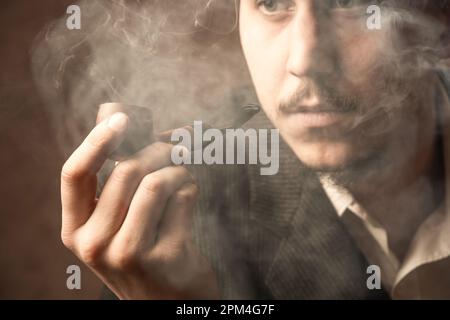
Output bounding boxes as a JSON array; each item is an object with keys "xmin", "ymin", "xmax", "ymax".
[
  {"xmin": 150, "ymin": 248, "xmax": 177, "ymax": 267},
  {"xmin": 173, "ymin": 184, "xmax": 199, "ymax": 205},
  {"xmin": 152, "ymin": 241, "xmax": 188, "ymax": 265},
  {"xmin": 112, "ymin": 160, "xmax": 141, "ymax": 183},
  {"xmin": 178, "ymin": 166, "xmax": 195, "ymax": 182},
  {"xmin": 108, "ymin": 248, "xmax": 140, "ymax": 271},
  {"xmin": 76, "ymin": 238, "xmax": 105, "ymax": 267},
  {"xmin": 141, "ymin": 175, "xmax": 166, "ymax": 195},
  {"xmin": 61, "ymin": 162, "xmax": 83, "ymax": 184},
  {"xmin": 148, "ymin": 243, "xmax": 193, "ymax": 289}
]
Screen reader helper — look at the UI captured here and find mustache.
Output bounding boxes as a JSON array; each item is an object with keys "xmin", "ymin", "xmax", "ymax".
[
  {"xmin": 278, "ymin": 80, "xmax": 360, "ymax": 114},
  {"xmin": 277, "ymin": 79, "xmax": 399, "ymax": 136}
]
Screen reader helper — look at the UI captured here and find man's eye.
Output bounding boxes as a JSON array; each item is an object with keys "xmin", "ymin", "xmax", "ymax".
[
  {"xmin": 256, "ymin": 0, "xmax": 295, "ymax": 15},
  {"xmin": 329, "ymin": 0, "xmax": 372, "ymax": 9}
]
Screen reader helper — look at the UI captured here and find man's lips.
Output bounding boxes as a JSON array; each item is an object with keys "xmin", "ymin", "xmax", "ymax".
[
  {"xmin": 280, "ymin": 104, "xmax": 357, "ymax": 128},
  {"xmin": 280, "ymin": 103, "xmax": 356, "ymax": 114}
]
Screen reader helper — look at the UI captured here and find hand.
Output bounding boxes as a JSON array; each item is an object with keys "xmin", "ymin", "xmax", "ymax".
[{"xmin": 60, "ymin": 111, "xmax": 220, "ymax": 299}]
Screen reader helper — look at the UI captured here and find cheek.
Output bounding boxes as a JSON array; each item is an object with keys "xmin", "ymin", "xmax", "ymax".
[
  {"xmin": 339, "ymin": 30, "xmax": 389, "ymax": 89},
  {"xmin": 240, "ymin": 18, "xmax": 289, "ymax": 119},
  {"xmin": 249, "ymin": 53, "xmax": 285, "ymax": 119},
  {"xmin": 333, "ymin": 29, "xmax": 394, "ymax": 111}
]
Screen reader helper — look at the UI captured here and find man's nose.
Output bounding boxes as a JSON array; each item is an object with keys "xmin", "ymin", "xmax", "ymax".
[{"xmin": 286, "ymin": 1, "xmax": 336, "ymax": 78}]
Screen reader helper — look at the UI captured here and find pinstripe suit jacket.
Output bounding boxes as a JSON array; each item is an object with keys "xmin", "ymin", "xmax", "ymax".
[{"xmin": 186, "ymin": 112, "xmax": 389, "ymax": 299}]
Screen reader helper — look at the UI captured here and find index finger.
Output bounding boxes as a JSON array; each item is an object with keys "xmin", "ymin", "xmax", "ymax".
[{"xmin": 61, "ymin": 112, "xmax": 129, "ymax": 234}]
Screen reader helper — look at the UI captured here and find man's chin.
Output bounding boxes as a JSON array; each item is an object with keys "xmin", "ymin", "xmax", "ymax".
[
  {"xmin": 289, "ymin": 140, "xmax": 386, "ymax": 189},
  {"xmin": 290, "ymin": 141, "xmax": 358, "ymax": 172}
]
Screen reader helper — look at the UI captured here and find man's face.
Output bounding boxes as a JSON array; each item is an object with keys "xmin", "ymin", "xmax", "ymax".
[{"xmin": 239, "ymin": 0, "xmax": 438, "ymax": 174}]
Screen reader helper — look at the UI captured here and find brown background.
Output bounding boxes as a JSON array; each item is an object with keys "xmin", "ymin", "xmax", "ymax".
[{"xmin": 0, "ymin": 1, "xmax": 103, "ymax": 299}]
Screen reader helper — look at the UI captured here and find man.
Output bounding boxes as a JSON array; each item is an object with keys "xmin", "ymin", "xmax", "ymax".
[{"xmin": 59, "ymin": 0, "xmax": 450, "ymax": 299}]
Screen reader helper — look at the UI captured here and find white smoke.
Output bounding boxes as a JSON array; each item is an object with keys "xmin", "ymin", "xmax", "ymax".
[{"xmin": 31, "ymin": 0, "xmax": 256, "ymax": 156}]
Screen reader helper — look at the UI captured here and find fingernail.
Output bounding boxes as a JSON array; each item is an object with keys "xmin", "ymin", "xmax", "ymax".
[{"xmin": 107, "ymin": 112, "xmax": 128, "ymax": 132}]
